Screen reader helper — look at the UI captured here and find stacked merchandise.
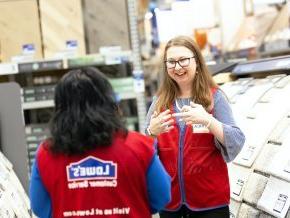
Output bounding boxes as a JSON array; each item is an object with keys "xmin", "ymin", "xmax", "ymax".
[
  {"xmin": 0, "ymin": 0, "xmax": 131, "ymax": 62},
  {"xmin": 25, "ymin": 124, "xmax": 50, "ymax": 170},
  {"xmin": 226, "ymin": 9, "xmax": 278, "ymax": 59},
  {"xmin": 0, "ymin": 152, "xmax": 31, "ymax": 217},
  {"xmin": 260, "ymin": 4, "xmax": 290, "ymax": 56},
  {"xmin": 22, "ymin": 76, "xmax": 139, "ymax": 171},
  {"xmin": 22, "ymin": 85, "xmax": 55, "ymax": 103},
  {"xmin": 221, "ymin": 73, "xmax": 290, "ymax": 217},
  {"xmin": 0, "ymin": 0, "xmax": 42, "ymax": 62}
]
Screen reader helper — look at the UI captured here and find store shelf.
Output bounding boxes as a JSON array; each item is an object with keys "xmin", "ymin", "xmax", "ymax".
[
  {"xmin": 225, "ymin": 9, "xmax": 278, "ymax": 59},
  {"xmin": 22, "ymin": 92, "xmax": 137, "ymax": 110},
  {"xmin": 0, "ymin": 51, "xmax": 133, "ymax": 75},
  {"xmin": 22, "ymin": 100, "xmax": 54, "ymax": 110},
  {"xmin": 207, "ymin": 62, "xmax": 238, "ymax": 75},
  {"xmin": 0, "ymin": 2, "xmax": 145, "ymax": 214},
  {"xmin": 232, "ymin": 55, "xmax": 290, "ymax": 75},
  {"xmin": 67, "ymin": 51, "xmax": 132, "ymax": 68},
  {"xmin": 259, "ymin": 47, "xmax": 290, "ymax": 57},
  {"xmin": 18, "ymin": 59, "xmax": 64, "ymax": 73},
  {"xmin": 0, "ymin": 63, "xmax": 18, "ymax": 75},
  {"xmin": 258, "ymin": 4, "xmax": 290, "ymax": 58},
  {"xmin": 118, "ymin": 92, "xmax": 137, "ymax": 100}
]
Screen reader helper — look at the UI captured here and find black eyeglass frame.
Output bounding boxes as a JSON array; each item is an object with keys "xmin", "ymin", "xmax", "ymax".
[{"xmin": 165, "ymin": 56, "xmax": 195, "ymax": 69}]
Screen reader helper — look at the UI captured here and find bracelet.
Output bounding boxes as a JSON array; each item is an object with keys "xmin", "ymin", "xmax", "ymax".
[
  {"xmin": 206, "ymin": 116, "xmax": 213, "ymax": 128},
  {"xmin": 147, "ymin": 127, "xmax": 156, "ymax": 137}
]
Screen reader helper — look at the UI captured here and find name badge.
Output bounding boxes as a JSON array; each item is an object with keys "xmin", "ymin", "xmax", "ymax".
[{"xmin": 192, "ymin": 124, "xmax": 210, "ymax": 133}]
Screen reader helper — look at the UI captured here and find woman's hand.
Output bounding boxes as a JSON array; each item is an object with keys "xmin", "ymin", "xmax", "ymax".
[
  {"xmin": 148, "ymin": 109, "xmax": 174, "ymax": 136},
  {"xmin": 173, "ymin": 102, "xmax": 211, "ymax": 126}
]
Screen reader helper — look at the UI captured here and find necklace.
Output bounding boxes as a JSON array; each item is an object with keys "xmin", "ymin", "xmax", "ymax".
[{"xmin": 175, "ymin": 99, "xmax": 190, "ymax": 111}]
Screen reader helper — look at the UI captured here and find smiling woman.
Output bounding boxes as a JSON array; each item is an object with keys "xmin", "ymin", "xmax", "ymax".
[
  {"xmin": 165, "ymin": 46, "xmax": 197, "ymax": 97},
  {"xmin": 145, "ymin": 35, "xmax": 245, "ymax": 218}
]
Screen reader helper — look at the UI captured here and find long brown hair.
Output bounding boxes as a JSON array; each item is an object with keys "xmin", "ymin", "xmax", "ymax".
[{"xmin": 155, "ymin": 35, "xmax": 218, "ymax": 112}]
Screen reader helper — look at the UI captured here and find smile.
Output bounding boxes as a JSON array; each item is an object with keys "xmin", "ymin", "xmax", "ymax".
[{"xmin": 176, "ymin": 72, "xmax": 186, "ymax": 76}]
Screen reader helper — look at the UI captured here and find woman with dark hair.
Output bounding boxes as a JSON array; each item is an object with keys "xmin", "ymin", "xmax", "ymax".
[
  {"xmin": 145, "ymin": 36, "xmax": 245, "ymax": 218},
  {"xmin": 30, "ymin": 67, "xmax": 171, "ymax": 218}
]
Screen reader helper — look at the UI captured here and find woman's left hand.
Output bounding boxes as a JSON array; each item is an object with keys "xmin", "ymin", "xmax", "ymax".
[{"xmin": 173, "ymin": 101, "xmax": 211, "ymax": 126}]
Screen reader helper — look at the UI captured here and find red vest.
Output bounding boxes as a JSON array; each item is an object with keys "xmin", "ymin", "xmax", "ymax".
[
  {"xmin": 157, "ymin": 89, "xmax": 230, "ymax": 210},
  {"xmin": 37, "ymin": 132, "xmax": 154, "ymax": 218}
]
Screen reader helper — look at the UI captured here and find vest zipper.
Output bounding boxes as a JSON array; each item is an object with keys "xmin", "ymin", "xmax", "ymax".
[
  {"xmin": 178, "ymin": 123, "xmax": 186, "ymax": 204},
  {"xmin": 174, "ymin": 103, "xmax": 187, "ymax": 205}
]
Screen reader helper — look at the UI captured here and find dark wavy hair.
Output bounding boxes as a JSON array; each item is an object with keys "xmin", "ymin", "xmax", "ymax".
[{"xmin": 49, "ymin": 67, "xmax": 127, "ymax": 155}]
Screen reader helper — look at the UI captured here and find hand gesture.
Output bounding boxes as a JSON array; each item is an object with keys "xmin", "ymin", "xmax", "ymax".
[
  {"xmin": 173, "ymin": 102, "xmax": 211, "ymax": 126},
  {"xmin": 148, "ymin": 109, "xmax": 174, "ymax": 136}
]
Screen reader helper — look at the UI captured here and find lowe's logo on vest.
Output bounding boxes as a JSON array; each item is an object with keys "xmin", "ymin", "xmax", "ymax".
[{"xmin": 66, "ymin": 156, "xmax": 118, "ymax": 189}]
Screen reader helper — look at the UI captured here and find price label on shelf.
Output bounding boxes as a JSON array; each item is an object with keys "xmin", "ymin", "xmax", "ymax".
[
  {"xmin": 133, "ymin": 70, "xmax": 145, "ymax": 93},
  {"xmin": 0, "ymin": 63, "xmax": 18, "ymax": 75},
  {"xmin": 232, "ymin": 179, "xmax": 244, "ymax": 196},
  {"xmin": 284, "ymin": 159, "xmax": 290, "ymax": 174},
  {"xmin": 22, "ymin": 44, "xmax": 35, "ymax": 55}
]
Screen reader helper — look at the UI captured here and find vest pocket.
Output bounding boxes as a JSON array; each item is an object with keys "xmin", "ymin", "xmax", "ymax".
[
  {"xmin": 158, "ymin": 147, "xmax": 177, "ymax": 179},
  {"xmin": 184, "ymin": 147, "xmax": 225, "ymax": 175},
  {"xmin": 189, "ymin": 133, "xmax": 214, "ymax": 149}
]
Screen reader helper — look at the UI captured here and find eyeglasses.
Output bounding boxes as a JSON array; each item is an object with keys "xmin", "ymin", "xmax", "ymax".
[{"xmin": 165, "ymin": 57, "xmax": 195, "ymax": 69}]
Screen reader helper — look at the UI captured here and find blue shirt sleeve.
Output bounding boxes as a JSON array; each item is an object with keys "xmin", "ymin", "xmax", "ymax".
[
  {"xmin": 214, "ymin": 89, "xmax": 246, "ymax": 162},
  {"xmin": 144, "ymin": 96, "xmax": 158, "ymax": 134},
  {"xmin": 29, "ymin": 154, "xmax": 52, "ymax": 218},
  {"xmin": 146, "ymin": 152, "xmax": 171, "ymax": 214}
]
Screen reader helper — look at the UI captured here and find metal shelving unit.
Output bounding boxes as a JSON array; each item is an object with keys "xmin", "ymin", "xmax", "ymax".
[
  {"xmin": 0, "ymin": 54, "xmax": 144, "ymax": 171},
  {"xmin": 0, "ymin": 1, "xmax": 145, "ymax": 215},
  {"xmin": 22, "ymin": 100, "xmax": 55, "ymax": 110},
  {"xmin": 22, "ymin": 92, "xmax": 138, "ymax": 110},
  {"xmin": 127, "ymin": 0, "xmax": 147, "ymax": 132}
]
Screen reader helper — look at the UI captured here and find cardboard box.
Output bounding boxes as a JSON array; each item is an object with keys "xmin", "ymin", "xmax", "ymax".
[
  {"xmin": 0, "ymin": 0, "xmax": 43, "ymax": 62},
  {"xmin": 39, "ymin": 0, "xmax": 86, "ymax": 58},
  {"xmin": 83, "ymin": 0, "xmax": 131, "ymax": 53}
]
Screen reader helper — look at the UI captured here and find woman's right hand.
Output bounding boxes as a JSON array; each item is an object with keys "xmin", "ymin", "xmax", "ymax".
[{"xmin": 148, "ymin": 109, "xmax": 174, "ymax": 136}]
